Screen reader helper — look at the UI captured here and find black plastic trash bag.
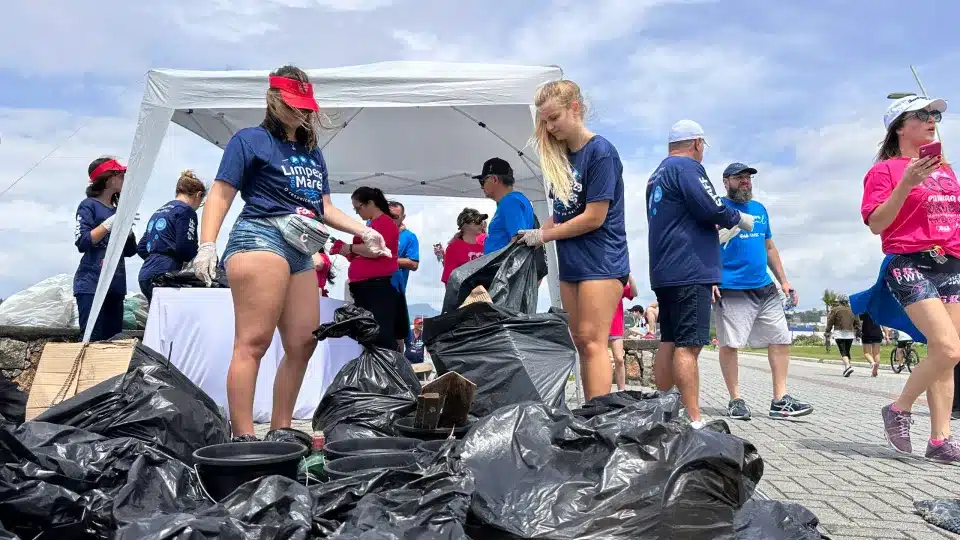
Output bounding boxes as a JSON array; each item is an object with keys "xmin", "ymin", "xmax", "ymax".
[
  {"xmin": 312, "ymin": 469, "xmax": 427, "ymax": 537},
  {"xmin": 733, "ymin": 499, "xmax": 826, "ymax": 539},
  {"xmin": 0, "ymin": 420, "xmax": 205, "ymax": 539},
  {"xmin": 442, "ymin": 242, "xmax": 541, "ymax": 315},
  {"xmin": 915, "ymin": 499, "xmax": 960, "ymax": 535},
  {"xmin": 423, "ymin": 302, "xmax": 577, "ymax": 417},
  {"xmin": 328, "ymin": 466, "xmax": 474, "ymax": 540},
  {"xmin": 151, "ymin": 268, "xmax": 229, "ymax": 289},
  {"xmin": 34, "ymin": 342, "xmax": 230, "ymax": 465},
  {"xmin": 312, "ymin": 305, "xmax": 421, "ymax": 443},
  {"xmin": 456, "ymin": 399, "xmax": 762, "ymax": 539},
  {"xmin": 114, "ymin": 475, "xmax": 313, "ymax": 540},
  {"xmin": 0, "ymin": 376, "xmax": 25, "ymax": 426}
]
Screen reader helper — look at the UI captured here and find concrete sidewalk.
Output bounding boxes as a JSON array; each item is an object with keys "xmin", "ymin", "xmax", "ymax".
[{"xmin": 697, "ymin": 349, "xmax": 960, "ymax": 539}]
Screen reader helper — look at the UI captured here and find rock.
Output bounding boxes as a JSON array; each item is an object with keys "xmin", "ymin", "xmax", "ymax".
[{"xmin": 0, "ymin": 339, "xmax": 28, "ymax": 371}]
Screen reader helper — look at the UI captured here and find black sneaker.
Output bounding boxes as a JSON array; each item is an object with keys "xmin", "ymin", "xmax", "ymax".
[
  {"xmin": 727, "ymin": 398, "xmax": 751, "ymax": 420},
  {"xmin": 842, "ymin": 365, "xmax": 854, "ymax": 377},
  {"xmin": 770, "ymin": 395, "xmax": 813, "ymax": 418},
  {"xmin": 231, "ymin": 434, "xmax": 259, "ymax": 443},
  {"xmin": 952, "ymin": 409, "xmax": 960, "ymax": 421},
  {"xmin": 264, "ymin": 428, "xmax": 311, "ymax": 449}
]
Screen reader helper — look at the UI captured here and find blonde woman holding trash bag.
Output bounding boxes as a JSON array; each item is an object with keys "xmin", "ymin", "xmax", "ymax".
[
  {"xmin": 193, "ymin": 65, "xmax": 390, "ymax": 443},
  {"xmin": 855, "ymin": 94, "xmax": 960, "ymax": 464},
  {"xmin": 516, "ymin": 80, "xmax": 630, "ymax": 401}
]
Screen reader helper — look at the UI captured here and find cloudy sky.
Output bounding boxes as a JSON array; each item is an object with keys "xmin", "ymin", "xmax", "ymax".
[{"xmin": 0, "ymin": 0, "xmax": 957, "ymax": 312}]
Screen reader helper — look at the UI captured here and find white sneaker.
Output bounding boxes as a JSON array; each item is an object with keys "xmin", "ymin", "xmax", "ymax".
[{"xmin": 690, "ymin": 419, "xmax": 706, "ymax": 430}]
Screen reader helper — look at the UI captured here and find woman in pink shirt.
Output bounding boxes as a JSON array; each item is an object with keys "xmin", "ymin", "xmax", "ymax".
[
  {"xmin": 859, "ymin": 95, "xmax": 960, "ymax": 464},
  {"xmin": 441, "ymin": 208, "xmax": 488, "ymax": 284},
  {"xmin": 334, "ymin": 187, "xmax": 401, "ymax": 350},
  {"xmin": 608, "ymin": 275, "xmax": 637, "ymax": 391}
]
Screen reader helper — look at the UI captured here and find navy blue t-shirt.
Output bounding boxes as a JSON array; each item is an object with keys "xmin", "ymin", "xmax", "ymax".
[
  {"xmin": 215, "ymin": 126, "xmax": 331, "ymax": 220},
  {"xmin": 73, "ymin": 198, "xmax": 137, "ymax": 295},
  {"xmin": 137, "ymin": 200, "xmax": 199, "ymax": 284},
  {"xmin": 646, "ymin": 156, "xmax": 742, "ymax": 289},
  {"xmin": 551, "ymin": 135, "xmax": 629, "ymax": 282}
]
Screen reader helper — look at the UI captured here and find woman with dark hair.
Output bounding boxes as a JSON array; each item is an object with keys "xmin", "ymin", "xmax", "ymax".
[
  {"xmin": 854, "ymin": 94, "xmax": 960, "ymax": 463},
  {"xmin": 334, "ymin": 186, "xmax": 401, "ymax": 350},
  {"xmin": 137, "ymin": 169, "xmax": 207, "ymax": 302},
  {"xmin": 193, "ymin": 65, "xmax": 390, "ymax": 442},
  {"xmin": 73, "ymin": 156, "xmax": 139, "ymax": 341}
]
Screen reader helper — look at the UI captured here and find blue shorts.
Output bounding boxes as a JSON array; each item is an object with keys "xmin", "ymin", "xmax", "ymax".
[
  {"xmin": 653, "ymin": 284, "xmax": 712, "ymax": 348},
  {"xmin": 222, "ymin": 218, "xmax": 314, "ymax": 274}
]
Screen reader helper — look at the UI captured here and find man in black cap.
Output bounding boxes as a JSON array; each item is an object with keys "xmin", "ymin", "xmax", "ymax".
[
  {"xmin": 473, "ymin": 157, "xmax": 537, "ymax": 255},
  {"xmin": 715, "ymin": 162, "xmax": 811, "ymax": 421}
]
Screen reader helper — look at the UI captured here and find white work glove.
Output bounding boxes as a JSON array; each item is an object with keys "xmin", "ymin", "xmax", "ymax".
[
  {"xmin": 100, "ymin": 213, "xmax": 140, "ymax": 232},
  {"xmin": 194, "ymin": 242, "xmax": 219, "ymax": 287},
  {"xmin": 360, "ymin": 227, "xmax": 392, "ymax": 258},
  {"xmin": 718, "ymin": 226, "xmax": 741, "ymax": 247},
  {"xmin": 738, "ymin": 213, "xmax": 755, "ymax": 232},
  {"xmin": 516, "ymin": 229, "xmax": 545, "ymax": 248}
]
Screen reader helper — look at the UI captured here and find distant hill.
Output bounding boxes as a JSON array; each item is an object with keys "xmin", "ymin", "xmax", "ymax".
[{"xmin": 407, "ymin": 303, "xmax": 440, "ymax": 318}]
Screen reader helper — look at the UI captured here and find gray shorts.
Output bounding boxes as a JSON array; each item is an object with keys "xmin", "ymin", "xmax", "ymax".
[{"xmin": 715, "ymin": 284, "xmax": 791, "ymax": 348}]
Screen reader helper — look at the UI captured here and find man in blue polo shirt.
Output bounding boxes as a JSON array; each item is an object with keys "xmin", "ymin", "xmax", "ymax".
[
  {"xmin": 646, "ymin": 120, "xmax": 755, "ymax": 429},
  {"xmin": 388, "ymin": 200, "xmax": 418, "ymax": 349},
  {"xmin": 715, "ymin": 162, "xmax": 812, "ymax": 421}
]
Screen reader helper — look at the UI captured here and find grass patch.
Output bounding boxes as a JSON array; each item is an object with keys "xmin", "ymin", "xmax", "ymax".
[{"xmin": 741, "ymin": 344, "xmax": 926, "ymax": 364}]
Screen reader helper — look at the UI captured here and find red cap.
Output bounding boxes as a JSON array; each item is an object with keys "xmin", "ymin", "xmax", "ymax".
[
  {"xmin": 269, "ymin": 75, "xmax": 318, "ymax": 112},
  {"xmin": 89, "ymin": 159, "xmax": 127, "ymax": 183}
]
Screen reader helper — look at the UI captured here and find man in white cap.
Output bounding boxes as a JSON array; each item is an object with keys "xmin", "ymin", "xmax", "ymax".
[{"xmin": 646, "ymin": 120, "xmax": 755, "ymax": 428}]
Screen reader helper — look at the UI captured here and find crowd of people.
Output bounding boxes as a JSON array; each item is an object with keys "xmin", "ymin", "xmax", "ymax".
[{"xmin": 69, "ymin": 65, "xmax": 960, "ymax": 463}]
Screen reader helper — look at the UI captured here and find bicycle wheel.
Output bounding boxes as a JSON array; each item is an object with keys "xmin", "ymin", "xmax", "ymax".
[
  {"xmin": 905, "ymin": 350, "xmax": 920, "ymax": 373},
  {"xmin": 890, "ymin": 347, "xmax": 904, "ymax": 374}
]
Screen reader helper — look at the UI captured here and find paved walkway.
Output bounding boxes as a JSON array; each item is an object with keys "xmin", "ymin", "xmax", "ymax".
[{"xmin": 697, "ymin": 350, "xmax": 960, "ymax": 540}]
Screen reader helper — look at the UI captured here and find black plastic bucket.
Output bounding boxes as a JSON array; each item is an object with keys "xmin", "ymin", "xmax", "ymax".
[
  {"xmin": 323, "ymin": 437, "xmax": 420, "ymax": 462},
  {"xmin": 393, "ymin": 416, "xmax": 474, "ymax": 441},
  {"xmin": 324, "ymin": 453, "xmax": 420, "ymax": 480},
  {"xmin": 193, "ymin": 441, "xmax": 308, "ymax": 501}
]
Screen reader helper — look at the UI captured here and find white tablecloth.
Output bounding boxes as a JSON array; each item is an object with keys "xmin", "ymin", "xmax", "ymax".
[{"xmin": 142, "ymin": 288, "xmax": 362, "ymax": 422}]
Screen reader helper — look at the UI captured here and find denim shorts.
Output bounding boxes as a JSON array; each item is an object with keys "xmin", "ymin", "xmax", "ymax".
[
  {"xmin": 222, "ymin": 218, "xmax": 314, "ymax": 274},
  {"xmin": 654, "ymin": 283, "xmax": 712, "ymax": 348}
]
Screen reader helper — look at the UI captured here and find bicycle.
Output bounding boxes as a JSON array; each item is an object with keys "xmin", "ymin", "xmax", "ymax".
[{"xmin": 889, "ymin": 341, "xmax": 920, "ymax": 374}]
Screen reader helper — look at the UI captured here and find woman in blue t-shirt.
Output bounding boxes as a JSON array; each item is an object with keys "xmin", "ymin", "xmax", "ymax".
[
  {"xmin": 137, "ymin": 169, "xmax": 206, "ymax": 302},
  {"xmin": 73, "ymin": 156, "xmax": 139, "ymax": 341},
  {"xmin": 518, "ymin": 79, "xmax": 630, "ymax": 401},
  {"xmin": 193, "ymin": 65, "xmax": 391, "ymax": 442}
]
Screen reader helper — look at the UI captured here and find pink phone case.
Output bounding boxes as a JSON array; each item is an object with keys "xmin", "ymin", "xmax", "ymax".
[{"xmin": 919, "ymin": 141, "xmax": 942, "ymax": 158}]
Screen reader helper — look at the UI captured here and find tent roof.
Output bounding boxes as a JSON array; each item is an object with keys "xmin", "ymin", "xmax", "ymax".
[{"xmin": 147, "ymin": 62, "xmax": 564, "ymax": 200}]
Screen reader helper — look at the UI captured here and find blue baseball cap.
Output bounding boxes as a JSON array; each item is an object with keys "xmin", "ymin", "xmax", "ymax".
[{"xmin": 722, "ymin": 162, "xmax": 758, "ymax": 178}]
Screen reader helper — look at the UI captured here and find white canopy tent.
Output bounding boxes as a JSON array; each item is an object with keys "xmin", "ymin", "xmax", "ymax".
[{"xmin": 84, "ymin": 61, "xmax": 565, "ymax": 343}]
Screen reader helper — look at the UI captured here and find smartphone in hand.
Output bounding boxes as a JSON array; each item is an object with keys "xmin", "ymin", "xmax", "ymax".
[{"xmin": 919, "ymin": 141, "xmax": 942, "ymax": 159}]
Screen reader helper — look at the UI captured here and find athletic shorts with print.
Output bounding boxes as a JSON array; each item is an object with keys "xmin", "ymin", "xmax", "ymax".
[
  {"xmin": 715, "ymin": 283, "xmax": 791, "ymax": 349},
  {"xmin": 884, "ymin": 253, "xmax": 960, "ymax": 308}
]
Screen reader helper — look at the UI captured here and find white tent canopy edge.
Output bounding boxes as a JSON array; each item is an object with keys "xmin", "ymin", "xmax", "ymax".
[{"xmin": 84, "ymin": 61, "xmax": 565, "ymax": 343}]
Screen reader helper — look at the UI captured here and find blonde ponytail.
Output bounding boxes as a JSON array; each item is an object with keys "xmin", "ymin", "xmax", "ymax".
[{"xmin": 530, "ymin": 80, "xmax": 586, "ymax": 206}]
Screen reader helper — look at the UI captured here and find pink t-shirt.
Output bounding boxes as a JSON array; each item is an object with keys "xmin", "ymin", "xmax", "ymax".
[
  {"xmin": 609, "ymin": 284, "xmax": 636, "ymax": 338},
  {"xmin": 861, "ymin": 158, "xmax": 960, "ymax": 257},
  {"xmin": 347, "ymin": 214, "xmax": 399, "ymax": 282},
  {"xmin": 441, "ymin": 237, "xmax": 485, "ymax": 283}
]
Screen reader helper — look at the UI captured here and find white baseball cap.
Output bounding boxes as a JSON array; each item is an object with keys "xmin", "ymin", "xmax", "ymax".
[
  {"xmin": 884, "ymin": 95, "xmax": 947, "ymax": 130},
  {"xmin": 669, "ymin": 119, "xmax": 709, "ymax": 145}
]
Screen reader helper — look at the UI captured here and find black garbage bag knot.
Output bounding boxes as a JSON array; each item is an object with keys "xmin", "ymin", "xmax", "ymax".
[{"xmin": 314, "ymin": 304, "xmax": 380, "ymax": 345}]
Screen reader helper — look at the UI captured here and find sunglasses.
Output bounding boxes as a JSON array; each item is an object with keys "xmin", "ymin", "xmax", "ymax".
[{"xmin": 912, "ymin": 109, "xmax": 942, "ymax": 123}]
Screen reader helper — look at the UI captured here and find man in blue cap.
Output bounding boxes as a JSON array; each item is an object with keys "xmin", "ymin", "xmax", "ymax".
[{"xmin": 714, "ymin": 162, "xmax": 812, "ymax": 421}]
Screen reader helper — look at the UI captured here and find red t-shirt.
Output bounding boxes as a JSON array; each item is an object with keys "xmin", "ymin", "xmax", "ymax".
[
  {"xmin": 609, "ymin": 284, "xmax": 636, "ymax": 337},
  {"xmin": 441, "ymin": 237, "xmax": 485, "ymax": 283},
  {"xmin": 315, "ymin": 252, "xmax": 331, "ymax": 296},
  {"xmin": 347, "ymin": 214, "xmax": 399, "ymax": 282},
  {"xmin": 861, "ymin": 158, "xmax": 960, "ymax": 257}
]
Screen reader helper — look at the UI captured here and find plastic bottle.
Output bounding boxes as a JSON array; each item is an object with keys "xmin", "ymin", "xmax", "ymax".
[{"xmin": 302, "ymin": 432, "xmax": 326, "ymax": 481}]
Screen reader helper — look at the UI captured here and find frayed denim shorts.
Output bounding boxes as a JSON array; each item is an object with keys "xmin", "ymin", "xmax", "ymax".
[{"xmin": 222, "ymin": 217, "xmax": 314, "ymax": 274}]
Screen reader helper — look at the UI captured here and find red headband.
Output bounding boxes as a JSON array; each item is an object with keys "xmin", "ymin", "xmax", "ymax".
[
  {"xmin": 89, "ymin": 159, "xmax": 127, "ymax": 183},
  {"xmin": 269, "ymin": 75, "xmax": 318, "ymax": 111}
]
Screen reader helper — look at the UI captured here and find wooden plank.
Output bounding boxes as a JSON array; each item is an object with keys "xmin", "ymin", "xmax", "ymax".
[
  {"xmin": 414, "ymin": 392, "xmax": 443, "ymax": 430},
  {"xmin": 422, "ymin": 372, "xmax": 476, "ymax": 428}
]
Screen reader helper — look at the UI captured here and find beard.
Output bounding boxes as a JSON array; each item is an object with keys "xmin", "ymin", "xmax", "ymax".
[{"xmin": 727, "ymin": 186, "xmax": 752, "ymax": 204}]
